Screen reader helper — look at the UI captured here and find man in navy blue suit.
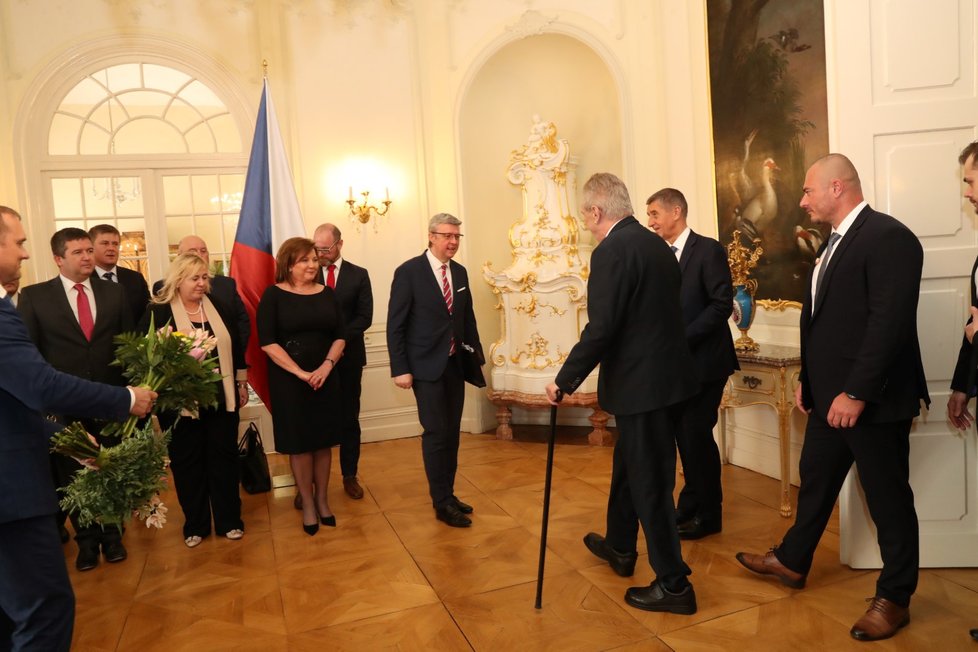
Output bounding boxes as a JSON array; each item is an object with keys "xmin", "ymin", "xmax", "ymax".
[
  {"xmin": 387, "ymin": 213, "xmax": 483, "ymax": 528},
  {"xmin": 646, "ymin": 188, "xmax": 738, "ymax": 539},
  {"xmin": 0, "ymin": 205, "xmax": 156, "ymax": 652}
]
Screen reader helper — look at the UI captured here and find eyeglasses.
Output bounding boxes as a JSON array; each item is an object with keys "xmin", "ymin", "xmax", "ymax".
[
  {"xmin": 430, "ymin": 232, "xmax": 463, "ymax": 241},
  {"xmin": 314, "ymin": 244, "xmax": 339, "ymax": 254}
]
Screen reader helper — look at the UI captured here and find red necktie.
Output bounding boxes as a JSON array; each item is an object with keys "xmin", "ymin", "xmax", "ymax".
[
  {"xmin": 74, "ymin": 283, "xmax": 94, "ymax": 341},
  {"xmin": 326, "ymin": 264, "xmax": 336, "ymax": 289},
  {"xmin": 441, "ymin": 264, "xmax": 455, "ymax": 355}
]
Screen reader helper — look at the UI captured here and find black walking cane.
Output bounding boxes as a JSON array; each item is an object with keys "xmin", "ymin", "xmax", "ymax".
[{"xmin": 535, "ymin": 389, "xmax": 562, "ymax": 609}]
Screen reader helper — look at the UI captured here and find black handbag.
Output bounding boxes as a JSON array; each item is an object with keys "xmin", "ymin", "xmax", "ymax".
[{"xmin": 238, "ymin": 422, "xmax": 272, "ymax": 494}]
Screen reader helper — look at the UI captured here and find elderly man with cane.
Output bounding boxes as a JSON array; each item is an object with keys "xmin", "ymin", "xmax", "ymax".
[{"xmin": 545, "ymin": 173, "xmax": 699, "ymax": 614}]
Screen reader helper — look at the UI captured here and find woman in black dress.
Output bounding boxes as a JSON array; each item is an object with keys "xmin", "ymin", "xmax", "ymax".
[
  {"xmin": 142, "ymin": 253, "xmax": 249, "ymax": 548},
  {"xmin": 257, "ymin": 237, "xmax": 346, "ymax": 535}
]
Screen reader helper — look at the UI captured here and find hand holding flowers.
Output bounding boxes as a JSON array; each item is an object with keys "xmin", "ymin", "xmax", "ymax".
[{"xmin": 51, "ymin": 316, "xmax": 222, "ymax": 530}]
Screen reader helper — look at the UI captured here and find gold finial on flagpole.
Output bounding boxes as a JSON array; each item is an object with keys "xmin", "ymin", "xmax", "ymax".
[{"xmin": 262, "ymin": 59, "xmax": 268, "ymax": 78}]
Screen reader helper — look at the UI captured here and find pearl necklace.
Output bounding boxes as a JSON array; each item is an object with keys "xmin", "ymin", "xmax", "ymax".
[{"xmin": 184, "ymin": 301, "xmax": 204, "ymax": 318}]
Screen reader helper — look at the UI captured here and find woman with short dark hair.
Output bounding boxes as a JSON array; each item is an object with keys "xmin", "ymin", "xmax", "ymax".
[{"xmin": 257, "ymin": 237, "xmax": 346, "ymax": 535}]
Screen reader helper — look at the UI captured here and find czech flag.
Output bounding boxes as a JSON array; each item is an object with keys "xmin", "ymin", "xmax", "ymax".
[{"xmin": 231, "ymin": 78, "xmax": 305, "ymax": 408}]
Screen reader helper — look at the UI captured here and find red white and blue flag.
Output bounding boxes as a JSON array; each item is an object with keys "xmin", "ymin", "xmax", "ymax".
[{"xmin": 231, "ymin": 78, "xmax": 305, "ymax": 407}]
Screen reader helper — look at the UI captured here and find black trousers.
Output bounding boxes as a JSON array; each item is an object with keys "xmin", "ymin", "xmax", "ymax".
[
  {"xmin": 606, "ymin": 404, "xmax": 692, "ymax": 590},
  {"xmin": 337, "ymin": 359, "xmax": 365, "ymax": 478},
  {"xmin": 0, "ymin": 515, "xmax": 74, "ymax": 651},
  {"xmin": 776, "ymin": 416, "xmax": 918, "ymax": 606},
  {"xmin": 167, "ymin": 409, "xmax": 243, "ymax": 539},
  {"xmin": 675, "ymin": 379, "xmax": 726, "ymax": 519},
  {"xmin": 412, "ymin": 356, "xmax": 465, "ymax": 509}
]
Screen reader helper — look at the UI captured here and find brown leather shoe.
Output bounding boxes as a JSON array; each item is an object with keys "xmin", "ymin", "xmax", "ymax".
[
  {"xmin": 343, "ymin": 477, "xmax": 364, "ymax": 500},
  {"xmin": 850, "ymin": 597, "xmax": 909, "ymax": 641},
  {"xmin": 735, "ymin": 550, "xmax": 806, "ymax": 589}
]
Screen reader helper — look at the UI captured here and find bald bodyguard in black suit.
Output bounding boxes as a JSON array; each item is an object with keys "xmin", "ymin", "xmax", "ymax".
[
  {"xmin": 547, "ymin": 173, "xmax": 700, "ymax": 615},
  {"xmin": 736, "ymin": 154, "xmax": 929, "ymax": 642},
  {"xmin": 646, "ymin": 188, "xmax": 738, "ymax": 539},
  {"xmin": 0, "ymin": 205, "xmax": 155, "ymax": 652}
]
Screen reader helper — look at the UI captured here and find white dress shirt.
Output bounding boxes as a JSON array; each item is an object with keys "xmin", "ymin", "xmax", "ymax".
[
  {"xmin": 426, "ymin": 249, "xmax": 453, "ymax": 295},
  {"xmin": 59, "ymin": 275, "xmax": 97, "ymax": 323},
  {"xmin": 669, "ymin": 226, "xmax": 692, "ymax": 261},
  {"xmin": 811, "ymin": 200, "xmax": 866, "ymax": 308}
]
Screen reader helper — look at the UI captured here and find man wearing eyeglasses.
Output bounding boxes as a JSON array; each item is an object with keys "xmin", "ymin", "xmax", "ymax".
[
  {"xmin": 387, "ymin": 213, "xmax": 484, "ymax": 528},
  {"xmin": 311, "ymin": 223, "xmax": 373, "ymax": 500}
]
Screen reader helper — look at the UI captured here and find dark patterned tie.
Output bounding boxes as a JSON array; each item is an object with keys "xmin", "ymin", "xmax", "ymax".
[
  {"xmin": 103, "ymin": 271, "xmax": 115, "ymax": 282},
  {"xmin": 441, "ymin": 264, "xmax": 455, "ymax": 355},
  {"xmin": 815, "ymin": 232, "xmax": 841, "ymax": 297}
]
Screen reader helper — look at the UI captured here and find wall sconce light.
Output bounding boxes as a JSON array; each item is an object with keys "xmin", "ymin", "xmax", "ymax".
[{"xmin": 346, "ymin": 186, "xmax": 391, "ymax": 225}]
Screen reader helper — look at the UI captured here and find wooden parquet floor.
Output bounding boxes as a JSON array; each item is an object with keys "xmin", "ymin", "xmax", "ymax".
[{"xmin": 65, "ymin": 430, "xmax": 978, "ymax": 651}]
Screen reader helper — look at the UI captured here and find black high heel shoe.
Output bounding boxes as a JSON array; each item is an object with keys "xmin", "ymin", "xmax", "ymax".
[
  {"xmin": 320, "ymin": 515, "xmax": 336, "ymax": 527},
  {"xmin": 302, "ymin": 522, "xmax": 319, "ymax": 536}
]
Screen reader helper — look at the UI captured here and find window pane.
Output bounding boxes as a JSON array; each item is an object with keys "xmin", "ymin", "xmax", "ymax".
[
  {"xmin": 118, "ymin": 90, "xmax": 168, "ymax": 118},
  {"xmin": 191, "ymin": 175, "xmax": 220, "ymax": 214},
  {"xmin": 115, "ymin": 119, "xmax": 185, "ymax": 155},
  {"xmin": 211, "ymin": 114, "xmax": 242, "ymax": 153},
  {"xmin": 49, "ymin": 114, "xmax": 84, "ymax": 155},
  {"xmin": 163, "ymin": 175, "xmax": 192, "ymax": 215},
  {"xmin": 185, "ymin": 123, "xmax": 216, "ymax": 153},
  {"xmin": 166, "ymin": 216, "xmax": 194, "ymax": 255},
  {"xmin": 196, "ymin": 215, "xmax": 223, "ymax": 255},
  {"xmin": 105, "ymin": 63, "xmax": 141, "ymax": 93},
  {"xmin": 51, "ymin": 178, "xmax": 84, "ymax": 219}
]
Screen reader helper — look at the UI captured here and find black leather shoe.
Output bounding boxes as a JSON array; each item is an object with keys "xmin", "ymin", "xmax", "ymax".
[
  {"xmin": 453, "ymin": 496, "xmax": 474, "ymax": 514},
  {"xmin": 76, "ymin": 546, "xmax": 99, "ymax": 572},
  {"xmin": 102, "ymin": 540, "xmax": 128, "ymax": 563},
  {"xmin": 320, "ymin": 515, "xmax": 336, "ymax": 527},
  {"xmin": 59, "ymin": 524, "xmax": 70, "ymax": 544},
  {"xmin": 624, "ymin": 580, "xmax": 697, "ymax": 615},
  {"xmin": 970, "ymin": 628, "xmax": 977, "ymax": 641},
  {"xmin": 583, "ymin": 532, "xmax": 637, "ymax": 577},
  {"xmin": 302, "ymin": 522, "xmax": 319, "ymax": 536},
  {"xmin": 674, "ymin": 508, "xmax": 695, "ymax": 525},
  {"xmin": 436, "ymin": 504, "xmax": 472, "ymax": 528},
  {"xmin": 677, "ymin": 515, "xmax": 722, "ymax": 540}
]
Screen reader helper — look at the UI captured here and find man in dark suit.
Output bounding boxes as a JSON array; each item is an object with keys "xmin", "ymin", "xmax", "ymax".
[
  {"xmin": 19, "ymin": 227, "xmax": 135, "ymax": 572},
  {"xmin": 736, "ymin": 154, "xmax": 929, "ymax": 642},
  {"xmin": 546, "ymin": 173, "xmax": 700, "ymax": 614},
  {"xmin": 0, "ymin": 205, "xmax": 155, "ymax": 652},
  {"xmin": 387, "ymin": 213, "xmax": 483, "ymax": 528},
  {"xmin": 313, "ymin": 223, "xmax": 373, "ymax": 499},
  {"xmin": 944, "ymin": 140, "xmax": 978, "ymax": 645},
  {"xmin": 646, "ymin": 187, "xmax": 738, "ymax": 540},
  {"xmin": 89, "ymin": 224, "xmax": 151, "ymax": 323}
]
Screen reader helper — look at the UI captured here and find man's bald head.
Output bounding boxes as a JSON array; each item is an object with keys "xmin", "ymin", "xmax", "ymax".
[
  {"xmin": 810, "ymin": 153, "xmax": 863, "ymax": 196},
  {"xmin": 177, "ymin": 235, "xmax": 209, "ymax": 264},
  {"xmin": 800, "ymin": 153, "xmax": 865, "ymax": 228}
]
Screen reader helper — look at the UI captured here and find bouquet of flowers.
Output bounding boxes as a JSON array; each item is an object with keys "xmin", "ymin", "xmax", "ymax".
[{"xmin": 51, "ymin": 317, "xmax": 222, "ymax": 530}]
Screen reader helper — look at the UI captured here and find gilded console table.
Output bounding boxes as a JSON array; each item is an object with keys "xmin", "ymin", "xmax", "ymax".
[
  {"xmin": 487, "ymin": 389, "xmax": 612, "ymax": 446},
  {"xmin": 718, "ymin": 343, "xmax": 802, "ymax": 517}
]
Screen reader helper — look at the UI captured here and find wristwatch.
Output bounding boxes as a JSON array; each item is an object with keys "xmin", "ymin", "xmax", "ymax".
[{"xmin": 845, "ymin": 392, "xmax": 859, "ymax": 400}]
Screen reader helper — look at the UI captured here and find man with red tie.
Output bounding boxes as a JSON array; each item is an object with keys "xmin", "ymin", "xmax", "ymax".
[
  {"xmin": 18, "ymin": 228, "xmax": 134, "ymax": 572},
  {"xmin": 311, "ymin": 223, "xmax": 373, "ymax": 500}
]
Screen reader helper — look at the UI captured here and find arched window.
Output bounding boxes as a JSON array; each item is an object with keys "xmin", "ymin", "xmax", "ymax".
[{"xmin": 37, "ymin": 61, "xmax": 249, "ymax": 281}]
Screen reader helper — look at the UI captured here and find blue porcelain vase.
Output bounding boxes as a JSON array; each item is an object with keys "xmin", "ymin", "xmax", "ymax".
[{"xmin": 731, "ymin": 282, "xmax": 759, "ymax": 351}]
